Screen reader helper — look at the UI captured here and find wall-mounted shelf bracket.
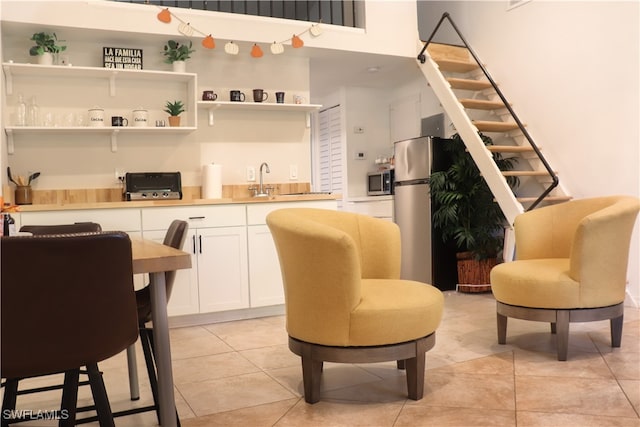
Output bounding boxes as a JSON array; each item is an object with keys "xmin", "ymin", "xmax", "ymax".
[
  {"xmin": 109, "ymin": 73, "xmax": 117, "ymax": 97},
  {"xmin": 110, "ymin": 129, "xmax": 120, "ymax": 152},
  {"xmin": 6, "ymin": 129, "xmax": 15, "ymax": 154}
]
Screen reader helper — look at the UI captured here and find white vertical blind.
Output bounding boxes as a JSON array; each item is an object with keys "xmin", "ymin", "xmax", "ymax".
[{"xmin": 318, "ymin": 105, "xmax": 343, "ymax": 194}]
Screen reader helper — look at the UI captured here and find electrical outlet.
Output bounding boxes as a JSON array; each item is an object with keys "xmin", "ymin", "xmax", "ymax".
[
  {"xmin": 246, "ymin": 166, "xmax": 256, "ymax": 182},
  {"xmin": 289, "ymin": 164, "xmax": 298, "ymax": 180},
  {"xmin": 114, "ymin": 168, "xmax": 125, "ymax": 183}
]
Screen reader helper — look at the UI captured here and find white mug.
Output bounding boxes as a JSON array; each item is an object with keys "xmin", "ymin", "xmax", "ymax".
[
  {"xmin": 132, "ymin": 108, "xmax": 148, "ymax": 127},
  {"xmin": 88, "ymin": 107, "xmax": 104, "ymax": 127},
  {"xmin": 293, "ymin": 95, "xmax": 306, "ymax": 105}
]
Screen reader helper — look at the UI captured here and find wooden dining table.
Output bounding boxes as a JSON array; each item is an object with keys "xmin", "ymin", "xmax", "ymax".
[{"xmin": 130, "ymin": 237, "xmax": 191, "ymax": 427}]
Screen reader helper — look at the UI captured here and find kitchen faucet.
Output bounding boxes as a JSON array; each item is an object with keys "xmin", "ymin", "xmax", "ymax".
[{"xmin": 258, "ymin": 162, "xmax": 270, "ymax": 196}]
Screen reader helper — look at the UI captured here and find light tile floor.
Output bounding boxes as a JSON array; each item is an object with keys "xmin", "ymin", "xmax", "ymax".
[{"xmin": 5, "ymin": 291, "xmax": 640, "ymax": 426}]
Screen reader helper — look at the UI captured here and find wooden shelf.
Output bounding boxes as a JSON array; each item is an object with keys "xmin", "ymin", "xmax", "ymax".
[
  {"xmin": 4, "ymin": 126, "xmax": 196, "ymax": 153},
  {"xmin": 2, "ymin": 62, "xmax": 198, "ymax": 153},
  {"xmin": 197, "ymin": 101, "xmax": 322, "ymax": 127},
  {"xmin": 2, "ymin": 62, "xmax": 196, "ymax": 96}
]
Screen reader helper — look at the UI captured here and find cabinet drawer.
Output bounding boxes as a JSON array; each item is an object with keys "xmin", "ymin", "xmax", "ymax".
[
  {"xmin": 247, "ymin": 200, "xmax": 337, "ymax": 225},
  {"xmin": 141, "ymin": 205, "xmax": 246, "ymax": 230},
  {"xmin": 345, "ymin": 199, "xmax": 394, "ymax": 218},
  {"xmin": 19, "ymin": 208, "xmax": 141, "ymax": 232}
]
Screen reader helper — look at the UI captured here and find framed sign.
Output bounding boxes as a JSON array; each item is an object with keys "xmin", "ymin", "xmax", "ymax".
[{"xmin": 103, "ymin": 47, "xmax": 143, "ymax": 70}]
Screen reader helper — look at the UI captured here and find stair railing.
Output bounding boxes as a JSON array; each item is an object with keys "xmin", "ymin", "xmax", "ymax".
[{"xmin": 418, "ymin": 12, "xmax": 558, "ymax": 211}]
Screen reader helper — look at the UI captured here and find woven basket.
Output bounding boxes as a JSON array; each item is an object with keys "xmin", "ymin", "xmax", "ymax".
[{"xmin": 456, "ymin": 252, "xmax": 497, "ymax": 293}]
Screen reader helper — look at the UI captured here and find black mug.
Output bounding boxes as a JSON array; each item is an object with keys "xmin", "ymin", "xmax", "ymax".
[
  {"xmin": 111, "ymin": 116, "xmax": 128, "ymax": 127},
  {"xmin": 230, "ymin": 90, "xmax": 245, "ymax": 102},
  {"xmin": 252, "ymin": 89, "xmax": 268, "ymax": 103},
  {"xmin": 202, "ymin": 90, "xmax": 218, "ymax": 101},
  {"xmin": 275, "ymin": 91, "xmax": 285, "ymax": 104}
]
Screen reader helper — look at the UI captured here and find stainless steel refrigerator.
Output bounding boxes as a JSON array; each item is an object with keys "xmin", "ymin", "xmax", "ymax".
[{"xmin": 393, "ymin": 136, "xmax": 433, "ymax": 284}]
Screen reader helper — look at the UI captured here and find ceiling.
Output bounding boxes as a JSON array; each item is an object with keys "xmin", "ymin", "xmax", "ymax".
[{"xmin": 309, "ymin": 48, "xmax": 424, "ymax": 98}]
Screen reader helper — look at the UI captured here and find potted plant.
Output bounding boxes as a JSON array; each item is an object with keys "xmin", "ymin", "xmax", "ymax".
[
  {"xmin": 162, "ymin": 40, "xmax": 195, "ymax": 72},
  {"xmin": 429, "ymin": 132, "xmax": 519, "ymax": 292},
  {"xmin": 29, "ymin": 32, "xmax": 66, "ymax": 65},
  {"xmin": 164, "ymin": 100, "xmax": 185, "ymax": 127}
]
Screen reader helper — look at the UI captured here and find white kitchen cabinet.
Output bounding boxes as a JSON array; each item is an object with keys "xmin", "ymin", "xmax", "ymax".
[
  {"xmin": 196, "ymin": 226, "xmax": 249, "ymax": 312},
  {"xmin": 344, "ymin": 196, "xmax": 394, "ymax": 221},
  {"xmin": 18, "ymin": 208, "xmax": 142, "ymax": 233},
  {"xmin": 142, "ymin": 228, "xmax": 198, "ymax": 317},
  {"xmin": 246, "ymin": 200, "xmax": 338, "ymax": 308},
  {"xmin": 247, "ymin": 224, "xmax": 284, "ymax": 307},
  {"xmin": 141, "ymin": 205, "xmax": 249, "ymax": 316},
  {"xmin": 2, "ymin": 62, "xmax": 197, "ymax": 153}
]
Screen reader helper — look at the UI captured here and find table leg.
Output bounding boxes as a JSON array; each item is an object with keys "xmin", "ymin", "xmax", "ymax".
[
  {"xmin": 149, "ymin": 272, "xmax": 177, "ymax": 427},
  {"xmin": 126, "ymin": 344, "xmax": 140, "ymax": 400}
]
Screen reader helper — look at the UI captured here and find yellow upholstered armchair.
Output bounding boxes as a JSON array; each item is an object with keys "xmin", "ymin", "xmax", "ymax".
[
  {"xmin": 266, "ymin": 208, "xmax": 444, "ymax": 403},
  {"xmin": 491, "ymin": 195, "xmax": 640, "ymax": 360}
]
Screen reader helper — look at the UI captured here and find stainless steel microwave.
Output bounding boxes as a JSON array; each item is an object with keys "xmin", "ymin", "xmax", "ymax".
[{"xmin": 367, "ymin": 169, "xmax": 394, "ymax": 196}]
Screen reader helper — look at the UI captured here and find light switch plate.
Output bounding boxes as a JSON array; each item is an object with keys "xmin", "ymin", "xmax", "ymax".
[
  {"xmin": 247, "ymin": 166, "xmax": 256, "ymax": 182},
  {"xmin": 289, "ymin": 165, "xmax": 298, "ymax": 180}
]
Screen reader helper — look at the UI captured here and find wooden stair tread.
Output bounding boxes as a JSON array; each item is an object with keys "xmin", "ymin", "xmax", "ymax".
[
  {"xmin": 473, "ymin": 121, "xmax": 522, "ymax": 132},
  {"xmin": 517, "ymin": 196, "xmax": 573, "ymax": 203},
  {"xmin": 433, "ymin": 58, "xmax": 479, "ymax": 73},
  {"xmin": 487, "ymin": 145, "xmax": 536, "ymax": 153},
  {"xmin": 460, "ymin": 98, "xmax": 507, "ymax": 110},
  {"xmin": 502, "ymin": 170, "xmax": 556, "ymax": 177},
  {"xmin": 448, "ymin": 78, "xmax": 492, "ymax": 91},
  {"xmin": 427, "ymin": 43, "xmax": 470, "ymax": 61}
]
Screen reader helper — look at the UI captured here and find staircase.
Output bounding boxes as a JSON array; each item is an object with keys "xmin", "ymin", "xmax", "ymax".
[{"xmin": 416, "ymin": 14, "xmax": 571, "ymax": 234}]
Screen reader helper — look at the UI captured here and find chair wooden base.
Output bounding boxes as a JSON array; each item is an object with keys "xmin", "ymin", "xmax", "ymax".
[
  {"xmin": 288, "ymin": 334, "xmax": 436, "ymax": 404},
  {"xmin": 496, "ymin": 301, "xmax": 624, "ymax": 361}
]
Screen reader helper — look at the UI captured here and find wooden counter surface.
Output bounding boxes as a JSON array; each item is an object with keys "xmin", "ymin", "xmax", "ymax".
[{"xmin": 14, "ymin": 193, "xmax": 341, "ymax": 212}]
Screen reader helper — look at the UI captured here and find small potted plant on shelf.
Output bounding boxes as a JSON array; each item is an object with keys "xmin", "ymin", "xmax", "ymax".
[
  {"xmin": 429, "ymin": 132, "xmax": 519, "ymax": 292},
  {"xmin": 164, "ymin": 100, "xmax": 185, "ymax": 127},
  {"xmin": 29, "ymin": 32, "xmax": 66, "ymax": 65},
  {"xmin": 162, "ymin": 40, "xmax": 195, "ymax": 72}
]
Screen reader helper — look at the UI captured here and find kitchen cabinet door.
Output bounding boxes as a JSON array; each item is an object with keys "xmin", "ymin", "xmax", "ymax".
[
  {"xmin": 247, "ymin": 225, "xmax": 284, "ymax": 307},
  {"xmin": 143, "ymin": 229, "xmax": 200, "ymax": 317},
  {"xmin": 196, "ymin": 226, "xmax": 249, "ymax": 313}
]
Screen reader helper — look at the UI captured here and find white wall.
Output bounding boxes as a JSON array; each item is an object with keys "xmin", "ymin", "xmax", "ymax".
[
  {"xmin": 1, "ymin": 0, "xmax": 419, "ymax": 191},
  {"xmin": 414, "ymin": 1, "xmax": 640, "ymax": 303}
]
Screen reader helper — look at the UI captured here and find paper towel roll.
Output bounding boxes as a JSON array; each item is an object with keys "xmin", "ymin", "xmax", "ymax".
[{"xmin": 202, "ymin": 163, "xmax": 222, "ymax": 199}]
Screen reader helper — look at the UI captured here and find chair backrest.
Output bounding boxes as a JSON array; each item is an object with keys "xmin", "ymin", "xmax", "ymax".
[
  {"xmin": 514, "ymin": 195, "xmax": 640, "ymax": 307},
  {"xmin": 162, "ymin": 219, "xmax": 189, "ymax": 300},
  {"xmin": 20, "ymin": 222, "xmax": 102, "ymax": 235},
  {"xmin": 266, "ymin": 208, "xmax": 401, "ymax": 345},
  {"xmin": 1, "ymin": 232, "xmax": 138, "ymax": 379}
]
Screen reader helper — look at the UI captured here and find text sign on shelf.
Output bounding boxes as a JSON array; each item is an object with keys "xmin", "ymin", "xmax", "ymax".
[{"xmin": 103, "ymin": 47, "xmax": 143, "ymax": 70}]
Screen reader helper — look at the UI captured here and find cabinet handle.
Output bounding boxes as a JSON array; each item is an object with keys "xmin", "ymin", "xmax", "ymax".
[
  {"xmin": 188, "ymin": 216, "xmax": 205, "ymax": 220},
  {"xmin": 199, "ymin": 235, "xmax": 202, "ymax": 254},
  {"xmin": 192, "ymin": 235, "xmax": 196, "ymax": 254}
]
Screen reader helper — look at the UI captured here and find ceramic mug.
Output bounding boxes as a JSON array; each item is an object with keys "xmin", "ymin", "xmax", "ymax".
[
  {"xmin": 202, "ymin": 90, "xmax": 218, "ymax": 101},
  {"xmin": 293, "ymin": 95, "xmax": 306, "ymax": 105},
  {"xmin": 132, "ymin": 109, "xmax": 148, "ymax": 127},
  {"xmin": 230, "ymin": 90, "xmax": 245, "ymax": 102},
  {"xmin": 275, "ymin": 91, "xmax": 285, "ymax": 104},
  {"xmin": 88, "ymin": 107, "xmax": 105, "ymax": 127},
  {"xmin": 111, "ymin": 116, "xmax": 128, "ymax": 127},
  {"xmin": 252, "ymin": 89, "xmax": 268, "ymax": 103}
]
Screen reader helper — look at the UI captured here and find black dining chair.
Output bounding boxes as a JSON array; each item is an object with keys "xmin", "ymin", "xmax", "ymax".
[
  {"xmin": 20, "ymin": 221, "xmax": 102, "ymax": 235},
  {"xmin": 1, "ymin": 232, "xmax": 139, "ymax": 427}
]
